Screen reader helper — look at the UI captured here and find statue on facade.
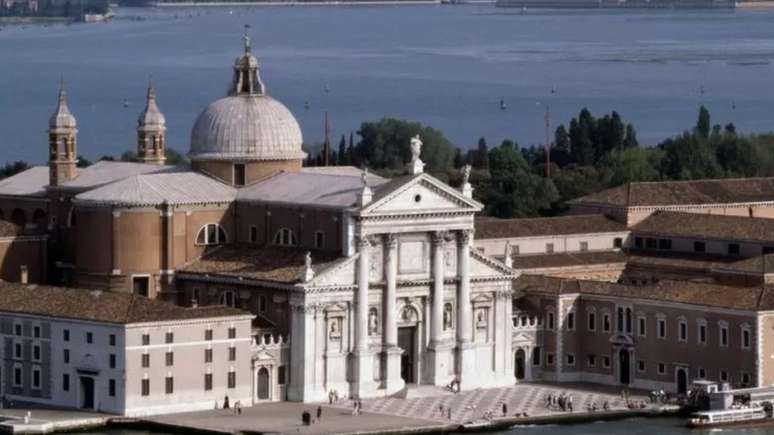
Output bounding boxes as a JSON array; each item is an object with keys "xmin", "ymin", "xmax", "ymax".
[
  {"xmin": 408, "ymin": 135, "xmax": 425, "ymax": 175},
  {"xmin": 301, "ymin": 251, "xmax": 314, "ymax": 282},
  {"xmin": 368, "ymin": 308, "xmax": 378, "ymax": 335},
  {"xmin": 443, "ymin": 303, "xmax": 453, "ymax": 330},
  {"xmin": 462, "ymin": 164, "xmax": 471, "ymax": 185},
  {"xmin": 329, "ymin": 318, "xmax": 341, "ymax": 339}
]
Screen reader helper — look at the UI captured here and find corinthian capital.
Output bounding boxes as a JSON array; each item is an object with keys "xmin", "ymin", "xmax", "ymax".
[
  {"xmin": 356, "ymin": 236, "xmax": 371, "ymax": 250},
  {"xmin": 432, "ymin": 231, "xmax": 449, "ymax": 246},
  {"xmin": 384, "ymin": 233, "xmax": 398, "ymax": 248},
  {"xmin": 457, "ymin": 229, "xmax": 473, "ymax": 246}
]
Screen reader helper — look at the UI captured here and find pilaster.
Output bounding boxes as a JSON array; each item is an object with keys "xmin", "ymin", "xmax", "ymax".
[
  {"xmin": 383, "ymin": 234, "xmax": 404, "ymax": 392},
  {"xmin": 456, "ymin": 230, "xmax": 476, "ymax": 388}
]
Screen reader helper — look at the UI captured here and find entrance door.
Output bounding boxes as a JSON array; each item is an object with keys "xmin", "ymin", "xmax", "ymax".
[
  {"xmin": 398, "ymin": 327, "xmax": 416, "ymax": 384},
  {"xmin": 80, "ymin": 376, "xmax": 95, "ymax": 409},
  {"xmin": 619, "ymin": 349, "xmax": 630, "ymax": 385},
  {"xmin": 257, "ymin": 367, "xmax": 270, "ymax": 400},
  {"xmin": 677, "ymin": 368, "xmax": 688, "ymax": 394},
  {"xmin": 515, "ymin": 349, "xmax": 526, "ymax": 380}
]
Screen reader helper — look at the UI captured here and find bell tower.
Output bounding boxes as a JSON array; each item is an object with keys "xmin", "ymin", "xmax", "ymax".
[
  {"xmin": 137, "ymin": 83, "xmax": 167, "ymax": 165},
  {"xmin": 48, "ymin": 82, "xmax": 78, "ymax": 187}
]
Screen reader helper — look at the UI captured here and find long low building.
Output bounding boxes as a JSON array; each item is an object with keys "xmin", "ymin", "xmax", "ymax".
[{"xmin": 0, "ymin": 281, "xmax": 255, "ymax": 416}]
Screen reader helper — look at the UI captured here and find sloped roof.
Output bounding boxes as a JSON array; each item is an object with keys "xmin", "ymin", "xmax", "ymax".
[
  {"xmin": 515, "ymin": 274, "xmax": 773, "ymax": 311},
  {"xmin": 181, "ymin": 244, "xmax": 344, "ymax": 284},
  {"xmin": 0, "ymin": 167, "xmax": 49, "ymax": 198},
  {"xmin": 0, "ymin": 281, "xmax": 250, "ymax": 324},
  {"xmin": 572, "ymin": 177, "xmax": 774, "ymax": 208},
  {"xmin": 510, "ymin": 251, "xmax": 627, "ymax": 270},
  {"xmin": 476, "ymin": 214, "xmax": 626, "ymax": 239},
  {"xmin": 58, "ymin": 161, "xmax": 168, "ymax": 190},
  {"xmin": 237, "ymin": 171, "xmax": 388, "ymax": 209},
  {"xmin": 633, "ymin": 210, "xmax": 774, "ymax": 244},
  {"xmin": 74, "ymin": 169, "xmax": 236, "ymax": 207}
]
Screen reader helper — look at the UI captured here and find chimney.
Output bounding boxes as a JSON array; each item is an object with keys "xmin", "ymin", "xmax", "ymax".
[{"xmin": 20, "ymin": 265, "xmax": 28, "ymax": 285}]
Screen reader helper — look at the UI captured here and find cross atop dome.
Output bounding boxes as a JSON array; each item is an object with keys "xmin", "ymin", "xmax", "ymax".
[{"xmin": 243, "ymin": 23, "xmax": 252, "ymax": 55}]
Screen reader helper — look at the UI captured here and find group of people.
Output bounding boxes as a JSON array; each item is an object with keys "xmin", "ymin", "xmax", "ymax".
[
  {"xmin": 301, "ymin": 406, "xmax": 324, "ymax": 426},
  {"xmin": 648, "ymin": 389, "xmax": 668, "ymax": 404},
  {"xmin": 544, "ymin": 392, "xmax": 573, "ymax": 412},
  {"xmin": 352, "ymin": 398, "xmax": 364, "ymax": 416},
  {"xmin": 327, "ymin": 390, "xmax": 341, "ymax": 404},
  {"xmin": 217, "ymin": 395, "xmax": 242, "ymax": 414},
  {"xmin": 446, "ymin": 379, "xmax": 461, "ymax": 393},
  {"xmin": 586, "ymin": 401, "xmax": 610, "ymax": 412},
  {"xmin": 437, "ymin": 404, "xmax": 453, "ymax": 420}
]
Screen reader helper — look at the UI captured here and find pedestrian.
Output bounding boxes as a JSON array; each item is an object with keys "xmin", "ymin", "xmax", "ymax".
[
  {"xmin": 502, "ymin": 402, "xmax": 507, "ymax": 416},
  {"xmin": 352, "ymin": 400, "xmax": 358, "ymax": 416},
  {"xmin": 329, "ymin": 391, "xmax": 333, "ymax": 404},
  {"xmin": 223, "ymin": 395, "xmax": 230, "ymax": 409},
  {"xmin": 317, "ymin": 406, "xmax": 322, "ymax": 421},
  {"xmin": 447, "ymin": 408, "xmax": 452, "ymax": 420}
]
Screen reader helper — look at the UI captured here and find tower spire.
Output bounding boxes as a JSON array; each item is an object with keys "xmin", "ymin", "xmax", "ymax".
[
  {"xmin": 48, "ymin": 81, "xmax": 79, "ymax": 186},
  {"xmin": 231, "ymin": 25, "xmax": 265, "ymax": 96},
  {"xmin": 137, "ymin": 79, "xmax": 167, "ymax": 165}
]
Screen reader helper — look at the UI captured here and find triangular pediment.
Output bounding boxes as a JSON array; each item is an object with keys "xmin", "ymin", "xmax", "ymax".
[
  {"xmin": 305, "ymin": 255, "xmax": 358, "ymax": 288},
  {"xmin": 361, "ymin": 174, "xmax": 482, "ymax": 215},
  {"xmin": 470, "ymin": 249, "xmax": 518, "ymax": 279}
]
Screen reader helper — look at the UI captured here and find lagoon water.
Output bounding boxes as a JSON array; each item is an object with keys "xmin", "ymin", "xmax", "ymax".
[{"xmin": 0, "ymin": 6, "xmax": 774, "ymax": 163}]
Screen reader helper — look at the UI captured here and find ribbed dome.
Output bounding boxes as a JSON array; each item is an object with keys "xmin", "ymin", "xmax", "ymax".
[
  {"xmin": 188, "ymin": 35, "xmax": 305, "ymax": 162},
  {"xmin": 189, "ymin": 95, "xmax": 305, "ymax": 161}
]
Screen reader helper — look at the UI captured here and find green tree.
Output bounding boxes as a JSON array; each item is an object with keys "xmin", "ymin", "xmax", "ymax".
[
  {"xmin": 0, "ymin": 161, "xmax": 30, "ymax": 179},
  {"xmin": 599, "ymin": 147, "xmax": 661, "ymax": 186},
  {"xmin": 696, "ymin": 106, "xmax": 711, "ymax": 139}
]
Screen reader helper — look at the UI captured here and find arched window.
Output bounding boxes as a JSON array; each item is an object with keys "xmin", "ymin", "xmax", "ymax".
[
  {"xmin": 32, "ymin": 209, "xmax": 47, "ymax": 229},
  {"xmin": 219, "ymin": 290, "xmax": 236, "ymax": 308},
  {"xmin": 11, "ymin": 209, "xmax": 26, "ymax": 228},
  {"xmin": 314, "ymin": 231, "xmax": 325, "ymax": 249},
  {"xmin": 196, "ymin": 224, "xmax": 227, "ymax": 246},
  {"xmin": 273, "ymin": 228, "xmax": 297, "ymax": 246}
]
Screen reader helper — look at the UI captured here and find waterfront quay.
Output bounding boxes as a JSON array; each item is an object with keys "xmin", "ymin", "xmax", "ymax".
[{"xmin": 0, "ymin": 383, "xmax": 675, "ymax": 434}]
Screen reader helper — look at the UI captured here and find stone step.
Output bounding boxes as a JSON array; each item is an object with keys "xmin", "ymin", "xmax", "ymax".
[{"xmin": 393, "ymin": 384, "xmax": 454, "ymax": 400}]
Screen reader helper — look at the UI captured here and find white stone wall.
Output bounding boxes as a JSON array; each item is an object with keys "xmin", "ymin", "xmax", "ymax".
[{"xmin": 474, "ymin": 232, "xmax": 630, "ymax": 257}]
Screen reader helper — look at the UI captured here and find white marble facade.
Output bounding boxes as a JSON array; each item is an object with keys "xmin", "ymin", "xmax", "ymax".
[{"xmin": 287, "ymin": 172, "xmax": 518, "ymax": 402}]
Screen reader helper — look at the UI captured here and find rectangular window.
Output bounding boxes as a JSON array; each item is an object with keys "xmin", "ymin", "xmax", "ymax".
[
  {"xmin": 587, "ymin": 354, "xmax": 596, "ymax": 367},
  {"xmin": 634, "ymin": 237, "xmax": 643, "ymax": 248},
  {"xmin": 249, "ymin": 226, "xmax": 258, "ymax": 243},
  {"xmin": 658, "ymin": 363, "xmax": 666, "ymax": 375},
  {"xmin": 228, "ymin": 327, "xmax": 237, "ymax": 339},
  {"xmin": 721, "ymin": 326, "xmax": 729, "ymax": 347},
  {"xmin": 63, "ymin": 374, "xmax": 70, "ymax": 392},
  {"xmin": 165, "ymin": 376, "xmax": 174, "ymax": 395},
  {"xmin": 579, "ymin": 241, "xmax": 588, "ymax": 252},
  {"xmin": 587, "ymin": 312, "xmax": 596, "ymax": 332},
  {"xmin": 109, "ymin": 334, "xmax": 116, "ymax": 346},
  {"xmin": 109, "ymin": 379, "xmax": 116, "ymax": 397},
  {"xmin": 33, "ymin": 345, "xmax": 41, "ymax": 361},
  {"xmin": 228, "ymin": 347, "xmax": 236, "ymax": 361},
  {"xmin": 63, "ymin": 329, "xmax": 70, "ymax": 342},
  {"xmin": 742, "ymin": 372, "xmax": 751, "ymax": 386},
  {"xmin": 13, "ymin": 367, "xmax": 22, "ymax": 387},
  {"xmin": 32, "ymin": 367, "xmax": 41, "ymax": 389},
  {"xmin": 163, "ymin": 332, "xmax": 173, "ymax": 344},
  {"xmin": 315, "ymin": 231, "xmax": 325, "ymax": 249},
  {"xmin": 141, "ymin": 379, "xmax": 149, "ymax": 396},
  {"xmin": 638, "ymin": 316, "xmax": 646, "ymax": 337},
  {"xmin": 645, "ymin": 238, "xmax": 657, "ymax": 249},
  {"xmin": 234, "ymin": 163, "xmax": 246, "ymax": 187},
  {"xmin": 566, "ymin": 312, "xmax": 575, "ymax": 331},
  {"xmin": 699, "ymin": 324, "xmax": 707, "ymax": 344},
  {"xmin": 204, "ymin": 373, "xmax": 213, "ymax": 391},
  {"xmin": 720, "ymin": 370, "xmax": 729, "ymax": 382},
  {"xmin": 14, "ymin": 323, "xmax": 22, "ymax": 336},
  {"xmin": 259, "ymin": 296, "xmax": 268, "ymax": 313},
  {"xmin": 205, "ymin": 329, "xmax": 213, "ymax": 341},
  {"xmin": 603, "ymin": 356, "xmax": 611, "ymax": 368},
  {"xmin": 694, "ymin": 241, "xmax": 706, "ymax": 253},
  {"xmin": 658, "ymin": 239, "xmax": 672, "ymax": 250},
  {"xmin": 603, "ymin": 314, "xmax": 611, "ymax": 333},
  {"xmin": 728, "ymin": 243, "xmax": 740, "ymax": 256},
  {"xmin": 14, "ymin": 342, "xmax": 22, "ymax": 359},
  {"xmin": 33, "ymin": 326, "xmax": 40, "ymax": 338},
  {"xmin": 142, "ymin": 334, "xmax": 150, "ymax": 346},
  {"xmin": 205, "ymin": 348, "xmax": 213, "ymax": 363},
  {"xmin": 658, "ymin": 319, "xmax": 666, "ymax": 339},
  {"xmin": 698, "ymin": 368, "xmax": 706, "ymax": 379},
  {"xmin": 166, "ymin": 352, "xmax": 174, "ymax": 366},
  {"xmin": 228, "ymin": 371, "xmax": 236, "ymax": 389},
  {"xmin": 546, "ymin": 353, "xmax": 555, "ymax": 366},
  {"xmin": 742, "ymin": 329, "xmax": 751, "ymax": 349},
  {"xmin": 64, "ymin": 349, "xmax": 70, "ymax": 364},
  {"xmin": 637, "ymin": 360, "xmax": 646, "ymax": 372},
  {"xmin": 613, "ymin": 238, "xmax": 623, "ymax": 249},
  {"xmin": 278, "ymin": 366, "xmax": 287, "ymax": 385},
  {"xmin": 86, "ymin": 332, "xmax": 93, "ymax": 344},
  {"xmin": 110, "ymin": 354, "xmax": 116, "ymax": 369},
  {"xmin": 532, "ymin": 347, "xmax": 541, "ymax": 366},
  {"xmin": 547, "ymin": 312, "xmax": 555, "ymax": 330},
  {"xmin": 764, "ymin": 246, "xmax": 774, "ymax": 255},
  {"xmin": 545, "ymin": 243, "xmax": 554, "ymax": 254},
  {"xmin": 142, "ymin": 353, "xmax": 150, "ymax": 368},
  {"xmin": 679, "ymin": 320, "xmax": 688, "ymax": 342}
]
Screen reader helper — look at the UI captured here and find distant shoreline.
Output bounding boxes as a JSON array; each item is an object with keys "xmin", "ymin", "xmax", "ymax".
[
  {"xmin": 151, "ymin": 0, "xmax": 446, "ymax": 6},
  {"xmin": 737, "ymin": 0, "xmax": 774, "ymax": 7}
]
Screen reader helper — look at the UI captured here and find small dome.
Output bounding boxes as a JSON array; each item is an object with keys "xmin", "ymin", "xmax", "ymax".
[
  {"xmin": 49, "ymin": 86, "xmax": 77, "ymax": 130},
  {"xmin": 138, "ymin": 84, "xmax": 166, "ymax": 129},
  {"xmin": 189, "ymin": 95, "xmax": 305, "ymax": 161}
]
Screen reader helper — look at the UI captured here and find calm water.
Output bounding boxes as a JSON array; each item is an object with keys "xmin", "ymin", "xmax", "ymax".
[{"xmin": 1, "ymin": 6, "xmax": 774, "ymax": 163}]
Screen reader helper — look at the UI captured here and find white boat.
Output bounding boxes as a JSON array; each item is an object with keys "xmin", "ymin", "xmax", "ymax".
[
  {"xmin": 688, "ymin": 406, "xmax": 770, "ymax": 428},
  {"xmin": 81, "ymin": 11, "xmax": 115, "ymax": 22}
]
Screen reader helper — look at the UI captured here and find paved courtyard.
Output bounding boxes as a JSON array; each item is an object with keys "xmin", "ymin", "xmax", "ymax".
[{"xmin": 326, "ymin": 382, "xmax": 650, "ymax": 424}]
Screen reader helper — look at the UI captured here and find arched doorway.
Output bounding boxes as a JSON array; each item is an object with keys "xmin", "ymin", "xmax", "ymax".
[
  {"xmin": 257, "ymin": 367, "xmax": 270, "ymax": 400},
  {"xmin": 676, "ymin": 368, "xmax": 688, "ymax": 394},
  {"xmin": 619, "ymin": 349, "xmax": 630, "ymax": 385},
  {"xmin": 80, "ymin": 376, "xmax": 95, "ymax": 409},
  {"xmin": 514, "ymin": 349, "xmax": 526, "ymax": 380}
]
